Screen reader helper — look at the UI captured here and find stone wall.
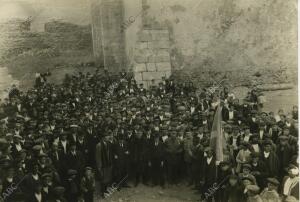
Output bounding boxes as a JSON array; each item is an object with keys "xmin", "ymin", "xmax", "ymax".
[
  {"xmin": 133, "ymin": 29, "xmax": 172, "ymax": 88},
  {"xmin": 0, "ymin": 19, "xmax": 93, "ymax": 90}
]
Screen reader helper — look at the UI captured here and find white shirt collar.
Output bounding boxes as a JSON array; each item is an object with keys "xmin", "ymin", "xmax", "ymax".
[
  {"xmin": 264, "ymin": 151, "xmax": 270, "ymax": 158},
  {"xmin": 34, "ymin": 193, "xmax": 42, "ymax": 202},
  {"xmin": 207, "ymin": 156, "xmax": 213, "ymax": 164}
]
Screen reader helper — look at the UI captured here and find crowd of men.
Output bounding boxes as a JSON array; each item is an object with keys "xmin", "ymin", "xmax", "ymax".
[{"xmin": 0, "ymin": 69, "xmax": 298, "ymax": 202}]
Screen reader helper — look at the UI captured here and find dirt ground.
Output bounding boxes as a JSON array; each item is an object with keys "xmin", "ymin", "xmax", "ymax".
[{"xmin": 95, "ymin": 183, "xmax": 201, "ymax": 202}]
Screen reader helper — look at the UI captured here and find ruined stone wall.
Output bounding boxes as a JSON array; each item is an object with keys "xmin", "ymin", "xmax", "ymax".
[
  {"xmin": 125, "ymin": 0, "xmax": 297, "ymax": 86},
  {"xmin": 133, "ymin": 29, "xmax": 172, "ymax": 88}
]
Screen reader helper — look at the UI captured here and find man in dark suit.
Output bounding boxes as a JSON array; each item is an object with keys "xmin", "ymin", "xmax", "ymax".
[
  {"xmin": 200, "ymin": 147, "xmax": 217, "ymax": 202},
  {"xmin": 261, "ymin": 140, "xmax": 279, "ymax": 185},
  {"xmin": 68, "ymin": 125, "xmax": 79, "ymax": 143},
  {"xmin": 131, "ymin": 130, "xmax": 145, "ymax": 187},
  {"xmin": 142, "ymin": 129, "xmax": 153, "ymax": 185},
  {"xmin": 95, "ymin": 133, "xmax": 113, "ymax": 194},
  {"xmin": 222, "ymin": 105, "xmax": 237, "ymax": 122},
  {"xmin": 247, "ymin": 111, "xmax": 259, "ymax": 133},
  {"xmin": 11, "ymin": 135, "xmax": 23, "ymax": 158},
  {"xmin": 66, "ymin": 143, "xmax": 85, "ymax": 175},
  {"xmin": 125, "ymin": 128, "xmax": 135, "ymax": 181},
  {"xmin": 57, "ymin": 132, "xmax": 69, "ymax": 157},
  {"xmin": 277, "ymin": 135, "xmax": 295, "ymax": 180},
  {"xmin": 165, "ymin": 129, "xmax": 183, "ymax": 185},
  {"xmin": 85, "ymin": 123, "xmax": 99, "ymax": 168},
  {"xmin": 112, "ymin": 136, "xmax": 130, "ymax": 184},
  {"xmin": 151, "ymin": 134, "xmax": 166, "ymax": 187},
  {"xmin": 49, "ymin": 143, "xmax": 64, "ymax": 177},
  {"xmin": 26, "ymin": 182, "xmax": 43, "ymax": 202}
]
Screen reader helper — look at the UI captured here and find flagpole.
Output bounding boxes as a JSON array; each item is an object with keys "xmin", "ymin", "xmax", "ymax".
[{"xmin": 215, "ymin": 89, "xmax": 222, "ymax": 183}]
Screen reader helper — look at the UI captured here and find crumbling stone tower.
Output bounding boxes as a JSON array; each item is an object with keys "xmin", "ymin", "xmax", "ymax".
[
  {"xmin": 132, "ymin": 0, "xmax": 172, "ymax": 88},
  {"xmin": 90, "ymin": 0, "xmax": 126, "ymax": 72}
]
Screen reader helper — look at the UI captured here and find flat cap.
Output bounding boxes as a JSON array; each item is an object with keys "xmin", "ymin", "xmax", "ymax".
[{"xmin": 267, "ymin": 178, "xmax": 280, "ymax": 186}]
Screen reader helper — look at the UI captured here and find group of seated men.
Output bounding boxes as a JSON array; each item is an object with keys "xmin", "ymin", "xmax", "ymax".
[{"xmin": 0, "ymin": 69, "xmax": 298, "ymax": 202}]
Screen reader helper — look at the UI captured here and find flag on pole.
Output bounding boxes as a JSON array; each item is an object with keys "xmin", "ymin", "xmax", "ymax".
[{"xmin": 209, "ymin": 102, "xmax": 225, "ymax": 163}]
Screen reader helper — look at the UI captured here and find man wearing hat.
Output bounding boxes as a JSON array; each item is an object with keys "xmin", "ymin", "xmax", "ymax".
[
  {"xmin": 241, "ymin": 125, "xmax": 253, "ymax": 143},
  {"xmin": 277, "ymin": 135, "xmax": 294, "ymax": 179},
  {"xmin": 245, "ymin": 184, "xmax": 262, "ymax": 202},
  {"xmin": 238, "ymin": 164, "xmax": 257, "ymax": 185},
  {"xmin": 236, "ymin": 142, "xmax": 252, "ymax": 173},
  {"xmin": 224, "ymin": 174, "xmax": 243, "ymax": 202},
  {"xmin": 261, "ymin": 140, "xmax": 279, "ymax": 180},
  {"xmin": 68, "ymin": 124, "xmax": 79, "ymax": 143},
  {"xmin": 95, "ymin": 132, "xmax": 113, "ymax": 195},
  {"xmin": 80, "ymin": 167, "xmax": 95, "ymax": 202},
  {"xmin": 49, "ymin": 143, "xmax": 64, "ymax": 177},
  {"xmin": 51, "ymin": 186, "xmax": 67, "ymax": 202},
  {"xmin": 215, "ymin": 161, "xmax": 232, "ymax": 202},
  {"xmin": 22, "ymin": 164, "xmax": 41, "ymax": 200},
  {"xmin": 227, "ymin": 126, "xmax": 242, "ymax": 157},
  {"xmin": 247, "ymin": 111, "xmax": 259, "ymax": 134},
  {"xmin": 142, "ymin": 128, "xmax": 154, "ymax": 185},
  {"xmin": 65, "ymin": 169, "xmax": 79, "ymax": 202},
  {"xmin": 58, "ymin": 131, "xmax": 69, "ymax": 157},
  {"xmin": 150, "ymin": 133, "xmax": 165, "ymax": 187},
  {"xmin": 84, "ymin": 122, "xmax": 99, "ymax": 168},
  {"xmin": 112, "ymin": 135, "xmax": 130, "ymax": 185},
  {"xmin": 250, "ymin": 152, "xmax": 267, "ymax": 188},
  {"xmin": 130, "ymin": 129, "xmax": 146, "ymax": 187},
  {"xmin": 282, "ymin": 164, "xmax": 299, "ymax": 200},
  {"xmin": 41, "ymin": 173, "xmax": 53, "ymax": 201},
  {"xmin": 66, "ymin": 143, "xmax": 85, "ymax": 175},
  {"xmin": 258, "ymin": 123, "xmax": 267, "ymax": 142},
  {"xmin": 249, "ymin": 133, "xmax": 261, "ymax": 153},
  {"xmin": 200, "ymin": 146, "xmax": 217, "ymax": 202},
  {"xmin": 2, "ymin": 166, "xmax": 17, "ymax": 201},
  {"xmin": 260, "ymin": 178, "xmax": 281, "ymax": 202},
  {"xmin": 11, "ymin": 134, "xmax": 23, "ymax": 158},
  {"xmin": 165, "ymin": 129, "xmax": 183, "ymax": 185}
]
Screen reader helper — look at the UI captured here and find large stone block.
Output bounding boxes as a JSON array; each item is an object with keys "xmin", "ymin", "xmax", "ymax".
[
  {"xmin": 136, "ymin": 42, "xmax": 148, "ymax": 49},
  {"xmin": 142, "ymin": 72, "xmax": 165, "ymax": 81},
  {"xmin": 149, "ymin": 29, "xmax": 169, "ymax": 34},
  {"xmin": 146, "ymin": 63, "xmax": 156, "ymax": 72},
  {"xmin": 149, "ymin": 55, "xmax": 170, "ymax": 63},
  {"xmin": 134, "ymin": 72, "xmax": 143, "ymax": 81},
  {"xmin": 137, "ymin": 30, "xmax": 152, "ymax": 42},
  {"xmin": 148, "ymin": 40, "xmax": 170, "ymax": 49},
  {"xmin": 158, "ymin": 70, "xmax": 172, "ymax": 78},
  {"xmin": 150, "ymin": 30, "xmax": 170, "ymax": 41},
  {"xmin": 156, "ymin": 49, "xmax": 170, "ymax": 57},
  {"xmin": 134, "ymin": 55, "xmax": 148, "ymax": 63},
  {"xmin": 156, "ymin": 40, "xmax": 170, "ymax": 49},
  {"xmin": 156, "ymin": 62, "xmax": 171, "ymax": 71},
  {"xmin": 135, "ymin": 48, "xmax": 153, "ymax": 57},
  {"xmin": 134, "ymin": 63, "xmax": 147, "ymax": 72}
]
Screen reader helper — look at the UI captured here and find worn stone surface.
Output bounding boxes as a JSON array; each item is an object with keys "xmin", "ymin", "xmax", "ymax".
[
  {"xmin": 142, "ymin": 71, "xmax": 165, "ymax": 81},
  {"xmin": 133, "ymin": 28, "xmax": 172, "ymax": 88},
  {"xmin": 156, "ymin": 62, "xmax": 171, "ymax": 72},
  {"xmin": 91, "ymin": 0, "xmax": 126, "ymax": 70},
  {"xmin": 134, "ymin": 72, "xmax": 143, "ymax": 81},
  {"xmin": 146, "ymin": 63, "xmax": 156, "ymax": 72},
  {"xmin": 134, "ymin": 63, "xmax": 147, "ymax": 72}
]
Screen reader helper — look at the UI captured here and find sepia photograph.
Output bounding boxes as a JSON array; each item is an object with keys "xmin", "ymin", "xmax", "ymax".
[{"xmin": 0, "ymin": 0, "xmax": 298, "ymax": 201}]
